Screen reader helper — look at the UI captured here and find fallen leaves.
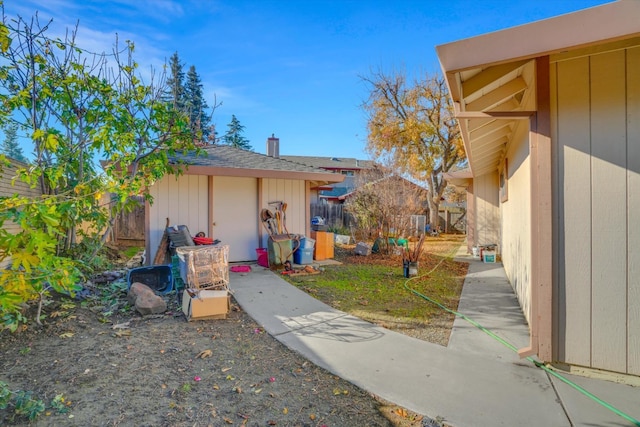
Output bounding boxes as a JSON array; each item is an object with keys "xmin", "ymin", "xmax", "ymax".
[
  {"xmin": 395, "ymin": 407, "xmax": 408, "ymax": 417},
  {"xmin": 59, "ymin": 332, "xmax": 74, "ymax": 339},
  {"xmin": 196, "ymin": 349, "xmax": 212, "ymax": 359},
  {"xmin": 111, "ymin": 321, "xmax": 131, "ymax": 329}
]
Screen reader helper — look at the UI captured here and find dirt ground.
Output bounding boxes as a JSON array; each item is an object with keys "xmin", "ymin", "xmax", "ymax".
[
  {"xmin": 0, "ymin": 240, "xmax": 465, "ymax": 426},
  {"xmin": 0, "ymin": 297, "xmax": 431, "ymax": 426}
]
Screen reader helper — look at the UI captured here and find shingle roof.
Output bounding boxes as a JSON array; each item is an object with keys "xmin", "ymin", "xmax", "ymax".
[
  {"xmin": 279, "ymin": 155, "xmax": 375, "ymax": 170},
  {"xmin": 167, "ymin": 145, "xmax": 344, "ymax": 184},
  {"xmin": 173, "ymin": 145, "xmax": 338, "ymax": 174}
]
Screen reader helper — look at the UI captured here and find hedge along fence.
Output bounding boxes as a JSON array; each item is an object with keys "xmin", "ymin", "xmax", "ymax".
[{"xmin": 0, "ymin": 157, "xmax": 44, "ymax": 269}]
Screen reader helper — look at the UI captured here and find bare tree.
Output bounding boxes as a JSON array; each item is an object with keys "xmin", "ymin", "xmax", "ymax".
[
  {"xmin": 361, "ymin": 69, "xmax": 466, "ymax": 228},
  {"xmin": 344, "ymin": 166, "xmax": 428, "ymax": 253}
]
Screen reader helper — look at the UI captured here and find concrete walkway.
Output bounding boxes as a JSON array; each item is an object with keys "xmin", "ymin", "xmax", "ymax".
[{"xmin": 228, "ymin": 253, "xmax": 640, "ymax": 427}]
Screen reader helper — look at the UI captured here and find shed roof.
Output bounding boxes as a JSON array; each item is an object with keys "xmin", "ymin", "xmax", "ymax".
[{"xmin": 172, "ymin": 145, "xmax": 345, "ymax": 186}]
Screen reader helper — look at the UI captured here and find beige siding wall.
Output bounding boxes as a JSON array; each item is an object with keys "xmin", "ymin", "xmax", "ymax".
[
  {"xmin": 471, "ymin": 172, "xmax": 500, "ymax": 248},
  {"xmin": 147, "ymin": 174, "xmax": 209, "ymax": 263},
  {"xmin": 552, "ymin": 45, "xmax": 640, "ymax": 375},
  {"xmin": 260, "ymin": 178, "xmax": 307, "ymax": 247},
  {"xmin": 148, "ymin": 175, "xmax": 310, "ymax": 264},
  {"xmin": 500, "ymin": 122, "xmax": 532, "ymax": 324}
]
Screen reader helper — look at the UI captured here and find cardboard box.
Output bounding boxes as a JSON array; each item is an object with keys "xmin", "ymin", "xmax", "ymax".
[{"xmin": 182, "ymin": 289, "xmax": 230, "ymax": 321}]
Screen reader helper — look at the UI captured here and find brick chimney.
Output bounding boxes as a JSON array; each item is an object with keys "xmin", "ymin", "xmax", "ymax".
[{"xmin": 266, "ymin": 134, "xmax": 279, "ymax": 158}]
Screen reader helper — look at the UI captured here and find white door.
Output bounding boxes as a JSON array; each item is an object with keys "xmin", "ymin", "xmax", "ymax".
[{"xmin": 212, "ymin": 176, "xmax": 258, "ymax": 262}]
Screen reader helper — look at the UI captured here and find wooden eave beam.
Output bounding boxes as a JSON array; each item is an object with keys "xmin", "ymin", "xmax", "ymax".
[
  {"xmin": 469, "ymin": 119, "xmax": 512, "ymax": 140},
  {"xmin": 465, "ymin": 77, "xmax": 528, "ymax": 111},
  {"xmin": 457, "ymin": 110, "xmax": 535, "ymax": 119},
  {"xmin": 471, "ymin": 147, "xmax": 504, "ymax": 164},
  {"xmin": 462, "ymin": 60, "xmax": 529, "ymax": 99},
  {"xmin": 470, "ymin": 130, "xmax": 510, "ymax": 150}
]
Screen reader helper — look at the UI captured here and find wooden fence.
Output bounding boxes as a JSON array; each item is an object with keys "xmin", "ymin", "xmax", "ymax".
[
  {"xmin": 310, "ymin": 203, "xmax": 355, "ymax": 230},
  {"xmin": 310, "ymin": 202, "xmax": 466, "ymax": 234},
  {"xmin": 113, "ymin": 195, "xmax": 145, "ymax": 247}
]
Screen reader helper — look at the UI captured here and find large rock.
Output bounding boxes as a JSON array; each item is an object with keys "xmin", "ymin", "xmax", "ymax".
[{"xmin": 128, "ymin": 282, "xmax": 167, "ymax": 315}]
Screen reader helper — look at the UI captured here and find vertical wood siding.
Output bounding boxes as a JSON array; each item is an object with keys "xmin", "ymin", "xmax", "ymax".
[
  {"xmin": 590, "ymin": 50, "xmax": 627, "ymax": 372},
  {"xmin": 472, "ymin": 172, "xmax": 500, "ymax": 247},
  {"xmin": 500, "ymin": 122, "xmax": 532, "ymax": 323},
  {"xmin": 260, "ymin": 178, "xmax": 306, "ymax": 247},
  {"xmin": 627, "ymin": 46, "xmax": 640, "ymax": 375},
  {"xmin": 148, "ymin": 174, "xmax": 209, "ymax": 263},
  {"xmin": 553, "ymin": 46, "xmax": 640, "ymax": 375}
]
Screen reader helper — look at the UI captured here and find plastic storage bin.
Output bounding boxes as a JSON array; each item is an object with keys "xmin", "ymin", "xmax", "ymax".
[
  {"xmin": 300, "ymin": 237, "xmax": 315, "ymax": 249},
  {"xmin": 483, "ymin": 251, "xmax": 496, "ymax": 263},
  {"xmin": 127, "ymin": 265, "xmax": 173, "ymax": 294},
  {"xmin": 294, "ymin": 247, "xmax": 313, "ymax": 265}
]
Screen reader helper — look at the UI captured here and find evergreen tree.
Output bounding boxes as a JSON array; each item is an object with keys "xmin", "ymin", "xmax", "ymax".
[
  {"xmin": 1, "ymin": 123, "xmax": 27, "ymax": 162},
  {"xmin": 184, "ymin": 65, "xmax": 211, "ymax": 142},
  {"xmin": 222, "ymin": 115, "xmax": 252, "ymax": 150},
  {"xmin": 165, "ymin": 52, "xmax": 185, "ymax": 110}
]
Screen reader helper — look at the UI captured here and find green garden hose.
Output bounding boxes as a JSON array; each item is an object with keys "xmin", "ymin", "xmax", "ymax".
[{"xmin": 403, "ymin": 249, "xmax": 640, "ymax": 427}]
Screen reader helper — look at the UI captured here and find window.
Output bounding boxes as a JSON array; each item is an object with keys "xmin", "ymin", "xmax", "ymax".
[{"xmin": 341, "ymin": 170, "xmax": 354, "ymax": 176}]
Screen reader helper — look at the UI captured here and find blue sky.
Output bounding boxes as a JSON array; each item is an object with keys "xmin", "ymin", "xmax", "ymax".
[{"xmin": 5, "ymin": 0, "xmax": 612, "ymax": 160}]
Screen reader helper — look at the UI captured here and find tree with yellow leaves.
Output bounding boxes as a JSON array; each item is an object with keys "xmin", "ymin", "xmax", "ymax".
[{"xmin": 361, "ymin": 70, "xmax": 466, "ymax": 229}]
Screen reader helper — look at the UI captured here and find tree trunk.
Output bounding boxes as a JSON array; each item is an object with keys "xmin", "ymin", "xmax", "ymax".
[{"xmin": 428, "ymin": 197, "xmax": 440, "ymax": 231}]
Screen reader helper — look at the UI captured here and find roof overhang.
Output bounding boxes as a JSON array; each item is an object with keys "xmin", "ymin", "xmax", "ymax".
[
  {"xmin": 436, "ymin": 0, "xmax": 640, "ymax": 178},
  {"xmin": 179, "ymin": 164, "xmax": 345, "ymax": 187},
  {"xmin": 443, "ymin": 168, "xmax": 473, "ymax": 188}
]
